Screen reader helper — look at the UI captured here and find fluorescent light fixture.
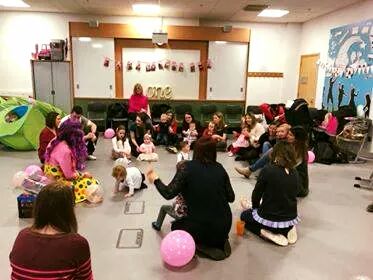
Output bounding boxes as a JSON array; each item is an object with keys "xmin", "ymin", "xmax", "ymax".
[
  {"xmin": 0, "ymin": 0, "xmax": 30, "ymax": 7},
  {"xmin": 258, "ymin": 9, "xmax": 289, "ymax": 18},
  {"xmin": 215, "ymin": 41, "xmax": 227, "ymax": 44},
  {"xmin": 78, "ymin": 37, "xmax": 92, "ymax": 42},
  {"xmin": 132, "ymin": 4, "xmax": 160, "ymax": 14},
  {"xmin": 92, "ymin": 43, "xmax": 103, "ymax": 48}
]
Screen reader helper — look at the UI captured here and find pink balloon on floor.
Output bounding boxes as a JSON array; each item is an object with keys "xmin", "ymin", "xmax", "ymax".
[
  {"xmin": 308, "ymin": 151, "xmax": 315, "ymax": 164},
  {"xmin": 104, "ymin": 128, "xmax": 115, "ymax": 139},
  {"xmin": 25, "ymin": 165, "xmax": 43, "ymax": 176},
  {"xmin": 160, "ymin": 230, "xmax": 195, "ymax": 267}
]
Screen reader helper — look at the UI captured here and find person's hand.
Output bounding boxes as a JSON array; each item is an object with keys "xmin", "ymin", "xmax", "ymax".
[
  {"xmin": 242, "ymin": 130, "xmax": 250, "ymax": 137},
  {"xmin": 211, "ymin": 135, "xmax": 220, "ymax": 140},
  {"xmin": 232, "ymin": 131, "xmax": 239, "ymax": 137},
  {"xmin": 124, "ymin": 193, "xmax": 133, "ymax": 198},
  {"xmin": 168, "ymin": 127, "xmax": 173, "ymax": 134},
  {"xmin": 140, "ymin": 108, "xmax": 147, "ymax": 113},
  {"xmin": 136, "ymin": 146, "xmax": 140, "ymax": 152},
  {"xmin": 147, "ymin": 169, "xmax": 159, "ymax": 184},
  {"xmin": 83, "ymin": 172, "xmax": 92, "ymax": 179}
]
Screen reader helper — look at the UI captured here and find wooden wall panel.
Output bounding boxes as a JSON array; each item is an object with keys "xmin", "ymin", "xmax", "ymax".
[{"xmin": 69, "ymin": 22, "xmax": 250, "ymax": 43}]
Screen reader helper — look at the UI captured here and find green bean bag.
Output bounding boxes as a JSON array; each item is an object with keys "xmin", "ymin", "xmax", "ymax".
[{"xmin": 0, "ymin": 105, "xmax": 45, "ymax": 150}]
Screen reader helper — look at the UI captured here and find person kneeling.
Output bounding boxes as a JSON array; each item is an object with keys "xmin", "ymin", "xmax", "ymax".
[{"xmin": 240, "ymin": 141, "xmax": 300, "ymax": 246}]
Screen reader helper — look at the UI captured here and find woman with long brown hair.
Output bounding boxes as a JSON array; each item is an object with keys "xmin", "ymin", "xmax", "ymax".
[
  {"xmin": 211, "ymin": 112, "xmax": 228, "ymax": 151},
  {"xmin": 10, "ymin": 183, "xmax": 93, "ymax": 279}
]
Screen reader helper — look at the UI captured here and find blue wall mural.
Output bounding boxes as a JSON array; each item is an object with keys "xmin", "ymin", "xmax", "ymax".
[{"xmin": 322, "ymin": 18, "xmax": 373, "ymax": 117}]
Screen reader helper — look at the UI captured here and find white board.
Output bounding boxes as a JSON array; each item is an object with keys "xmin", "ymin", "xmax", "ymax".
[
  {"xmin": 207, "ymin": 42, "xmax": 248, "ymax": 100},
  {"xmin": 72, "ymin": 37, "xmax": 115, "ymax": 98},
  {"xmin": 122, "ymin": 48, "xmax": 200, "ymax": 100}
]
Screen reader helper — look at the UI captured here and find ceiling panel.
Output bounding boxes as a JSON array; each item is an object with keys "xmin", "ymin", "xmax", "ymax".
[{"xmin": 0, "ymin": 0, "xmax": 364, "ymax": 23}]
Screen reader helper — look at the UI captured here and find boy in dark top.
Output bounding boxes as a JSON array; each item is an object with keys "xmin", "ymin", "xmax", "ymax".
[{"xmin": 154, "ymin": 113, "xmax": 170, "ymax": 145}]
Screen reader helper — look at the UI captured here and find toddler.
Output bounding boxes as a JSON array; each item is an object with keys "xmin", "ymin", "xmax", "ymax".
[
  {"xmin": 202, "ymin": 121, "xmax": 215, "ymax": 137},
  {"xmin": 112, "ymin": 164, "xmax": 147, "ymax": 198},
  {"xmin": 227, "ymin": 126, "xmax": 250, "ymax": 156},
  {"xmin": 276, "ymin": 123, "xmax": 291, "ymax": 140},
  {"xmin": 154, "ymin": 113, "xmax": 170, "ymax": 145},
  {"xmin": 137, "ymin": 133, "xmax": 159, "ymax": 162},
  {"xmin": 177, "ymin": 141, "xmax": 191, "ymax": 163},
  {"xmin": 151, "ymin": 161, "xmax": 187, "ymax": 231},
  {"xmin": 182, "ymin": 122, "xmax": 198, "ymax": 146},
  {"xmin": 112, "ymin": 125, "xmax": 131, "ymax": 160}
]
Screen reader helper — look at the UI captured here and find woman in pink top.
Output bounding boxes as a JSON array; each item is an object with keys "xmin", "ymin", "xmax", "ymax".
[
  {"xmin": 128, "ymin": 83, "xmax": 152, "ymax": 128},
  {"xmin": 44, "ymin": 119, "xmax": 99, "ymax": 203}
]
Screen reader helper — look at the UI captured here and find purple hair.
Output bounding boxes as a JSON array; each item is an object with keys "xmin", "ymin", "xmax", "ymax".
[{"xmin": 45, "ymin": 119, "xmax": 88, "ymax": 170}]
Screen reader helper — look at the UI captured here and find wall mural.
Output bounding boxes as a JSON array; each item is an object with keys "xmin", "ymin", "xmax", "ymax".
[{"xmin": 322, "ymin": 18, "xmax": 373, "ymax": 117}]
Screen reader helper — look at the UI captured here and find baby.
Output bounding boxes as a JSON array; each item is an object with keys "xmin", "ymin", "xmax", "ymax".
[
  {"xmin": 203, "ymin": 121, "xmax": 215, "ymax": 137},
  {"xmin": 137, "ymin": 133, "xmax": 159, "ymax": 162},
  {"xmin": 154, "ymin": 113, "xmax": 170, "ymax": 145},
  {"xmin": 227, "ymin": 126, "xmax": 250, "ymax": 156},
  {"xmin": 177, "ymin": 141, "xmax": 191, "ymax": 163},
  {"xmin": 182, "ymin": 122, "xmax": 198, "ymax": 146},
  {"xmin": 112, "ymin": 164, "xmax": 147, "ymax": 198}
]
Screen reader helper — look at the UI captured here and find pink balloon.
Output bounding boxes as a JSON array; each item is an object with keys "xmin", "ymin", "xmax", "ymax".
[
  {"xmin": 104, "ymin": 128, "xmax": 115, "ymax": 139},
  {"xmin": 25, "ymin": 165, "xmax": 43, "ymax": 176},
  {"xmin": 160, "ymin": 230, "xmax": 195, "ymax": 267},
  {"xmin": 308, "ymin": 151, "xmax": 315, "ymax": 164}
]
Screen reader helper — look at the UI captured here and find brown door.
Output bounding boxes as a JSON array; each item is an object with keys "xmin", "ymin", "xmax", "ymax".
[{"xmin": 298, "ymin": 54, "xmax": 319, "ymax": 107}]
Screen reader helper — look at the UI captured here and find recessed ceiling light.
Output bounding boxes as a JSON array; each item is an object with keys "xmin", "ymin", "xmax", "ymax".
[
  {"xmin": 132, "ymin": 4, "xmax": 160, "ymax": 14},
  {"xmin": 0, "ymin": 0, "xmax": 30, "ymax": 7},
  {"xmin": 78, "ymin": 37, "xmax": 92, "ymax": 42},
  {"xmin": 258, "ymin": 9, "xmax": 289, "ymax": 18},
  {"xmin": 215, "ymin": 41, "xmax": 227, "ymax": 44},
  {"xmin": 92, "ymin": 43, "xmax": 103, "ymax": 48}
]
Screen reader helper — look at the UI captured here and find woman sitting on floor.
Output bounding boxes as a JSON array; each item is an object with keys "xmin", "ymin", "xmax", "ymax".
[
  {"xmin": 211, "ymin": 112, "xmax": 228, "ymax": 151},
  {"xmin": 147, "ymin": 137, "xmax": 235, "ymax": 260},
  {"xmin": 9, "ymin": 183, "xmax": 93, "ymax": 279},
  {"xmin": 44, "ymin": 119, "xmax": 99, "ymax": 203},
  {"xmin": 38, "ymin": 112, "xmax": 61, "ymax": 164},
  {"xmin": 240, "ymin": 141, "xmax": 300, "ymax": 246}
]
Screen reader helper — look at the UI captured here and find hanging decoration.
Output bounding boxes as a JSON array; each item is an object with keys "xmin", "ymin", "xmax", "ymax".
[
  {"xmin": 190, "ymin": 62, "xmax": 196, "ymax": 73},
  {"xmin": 126, "ymin": 61, "xmax": 132, "ymax": 71},
  {"xmin": 116, "ymin": 61, "xmax": 122, "ymax": 70},
  {"xmin": 103, "ymin": 57, "xmax": 110, "ymax": 67},
  {"xmin": 136, "ymin": 61, "xmax": 141, "ymax": 71},
  {"xmin": 124, "ymin": 59, "xmax": 213, "ymax": 73},
  {"xmin": 178, "ymin": 63, "xmax": 184, "ymax": 72}
]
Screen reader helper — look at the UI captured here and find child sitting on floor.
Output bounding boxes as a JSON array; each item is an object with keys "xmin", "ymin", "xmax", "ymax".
[
  {"xmin": 154, "ymin": 113, "xmax": 170, "ymax": 145},
  {"xmin": 151, "ymin": 161, "xmax": 187, "ymax": 231},
  {"xmin": 203, "ymin": 121, "xmax": 215, "ymax": 137},
  {"xmin": 112, "ymin": 125, "xmax": 131, "ymax": 160},
  {"xmin": 182, "ymin": 121, "xmax": 198, "ymax": 146},
  {"xmin": 137, "ymin": 133, "xmax": 158, "ymax": 162},
  {"xmin": 227, "ymin": 126, "xmax": 250, "ymax": 157},
  {"xmin": 177, "ymin": 141, "xmax": 191, "ymax": 163},
  {"xmin": 112, "ymin": 164, "xmax": 147, "ymax": 198}
]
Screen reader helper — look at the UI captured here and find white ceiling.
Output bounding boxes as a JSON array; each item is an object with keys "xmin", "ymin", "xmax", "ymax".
[{"xmin": 0, "ymin": 0, "xmax": 364, "ymax": 23}]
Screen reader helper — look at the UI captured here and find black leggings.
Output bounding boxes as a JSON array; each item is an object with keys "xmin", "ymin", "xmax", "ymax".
[
  {"xmin": 86, "ymin": 132, "xmax": 99, "ymax": 155},
  {"xmin": 240, "ymin": 209, "xmax": 292, "ymax": 236}
]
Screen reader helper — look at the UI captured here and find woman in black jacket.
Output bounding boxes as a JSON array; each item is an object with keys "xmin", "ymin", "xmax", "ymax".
[
  {"xmin": 147, "ymin": 137, "xmax": 235, "ymax": 260},
  {"xmin": 240, "ymin": 141, "xmax": 300, "ymax": 246}
]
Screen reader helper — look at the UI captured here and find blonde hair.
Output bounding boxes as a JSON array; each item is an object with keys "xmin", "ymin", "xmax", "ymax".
[
  {"xmin": 213, "ymin": 112, "xmax": 225, "ymax": 130},
  {"xmin": 112, "ymin": 165, "xmax": 127, "ymax": 179},
  {"xmin": 133, "ymin": 83, "xmax": 143, "ymax": 95},
  {"xmin": 144, "ymin": 133, "xmax": 152, "ymax": 141},
  {"xmin": 278, "ymin": 123, "xmax": 291, "ymax": 132}
]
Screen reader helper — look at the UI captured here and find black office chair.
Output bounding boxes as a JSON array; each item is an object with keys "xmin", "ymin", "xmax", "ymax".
[
  {"xmin": 87, "ymin": 102, "xmax": 107, "ymax": 131},
  {"xmin": 200, "ymin": 104, "xmax": 217, "ymax": 126},
  {"xmin": 174, "ymin": 104, "xmax": 192, "ymax": 122},
  {"xmin": 107, "ymin": 102, "xmax": 128, "ymax": 129},
  {"xmin": 225, "ymin": 105, "xmax": 243, "ymax": 129}
]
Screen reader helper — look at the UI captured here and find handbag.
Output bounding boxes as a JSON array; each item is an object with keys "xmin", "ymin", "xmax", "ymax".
[{"xmin": 38, "ymin": 44, "xmax": 51, "ymax": 60}]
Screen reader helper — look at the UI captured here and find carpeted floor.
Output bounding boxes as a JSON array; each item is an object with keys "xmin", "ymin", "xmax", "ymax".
[{"xmin": 0, "ymin": 137, "xmax": 372, "ymax": 280}]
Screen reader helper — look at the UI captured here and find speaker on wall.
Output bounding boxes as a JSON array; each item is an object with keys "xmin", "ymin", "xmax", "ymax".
[
  {"xmin": 88, "ymin": 20, "xmax": 99, "ymax": 28},
  {"xmin": 222, "ymin": 25, "xmax": 232, "ymax": 33}
]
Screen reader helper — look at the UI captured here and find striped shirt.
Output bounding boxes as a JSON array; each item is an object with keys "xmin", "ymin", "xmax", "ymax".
[{"xmin": 9, "ymin": 228, "xmax": 93, "ymax": 280}]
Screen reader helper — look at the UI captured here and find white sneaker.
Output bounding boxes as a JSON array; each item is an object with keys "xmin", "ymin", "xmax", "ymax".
[
  {"xmin": 87, "ymin": 155, "xmax": 97, "ymax": 160},
  {"xmin": 287, "ymin": 226, "xmax": 297, "ymax": 244},
  {"xmin": 260, "ymin": 229, "xmax": 288, "ymax": 246},
  {"xmin": 228, "ymin": 151, "xmax": 234, "ymax": 157}
]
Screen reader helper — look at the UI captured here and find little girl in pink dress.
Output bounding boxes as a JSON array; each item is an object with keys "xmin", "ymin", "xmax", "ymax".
[{"xmin": 137, "ymin": 134, "xmax": 159, "ymax": 162}]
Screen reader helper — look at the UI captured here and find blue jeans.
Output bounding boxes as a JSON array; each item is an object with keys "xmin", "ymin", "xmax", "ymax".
[
  {"xmin": 156, "ymin": 133, "xmax": 169, "ymax": 145},
  {"xmin": 250, "ymin": 148, "xmax": 272, "ymax": 171},
  {"xmin": 262, "ymin": 141, "xmax": 272, "ymax": 154}
]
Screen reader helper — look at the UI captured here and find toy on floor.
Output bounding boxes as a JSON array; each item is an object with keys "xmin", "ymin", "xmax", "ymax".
[
  {"xmin": 85, "ymin": 184, "xmax": 104, "ymax": 204},
  {"xmin": 104, "ymin": 128, "xmax": 115, "ymax": 139},
  {"xmin": 308, "ymin": 151, "xmax": 315, "ymax": 163},
  {"xmin": 161, "ymin": 230, "xmax": 195, "ymax": 267}
]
